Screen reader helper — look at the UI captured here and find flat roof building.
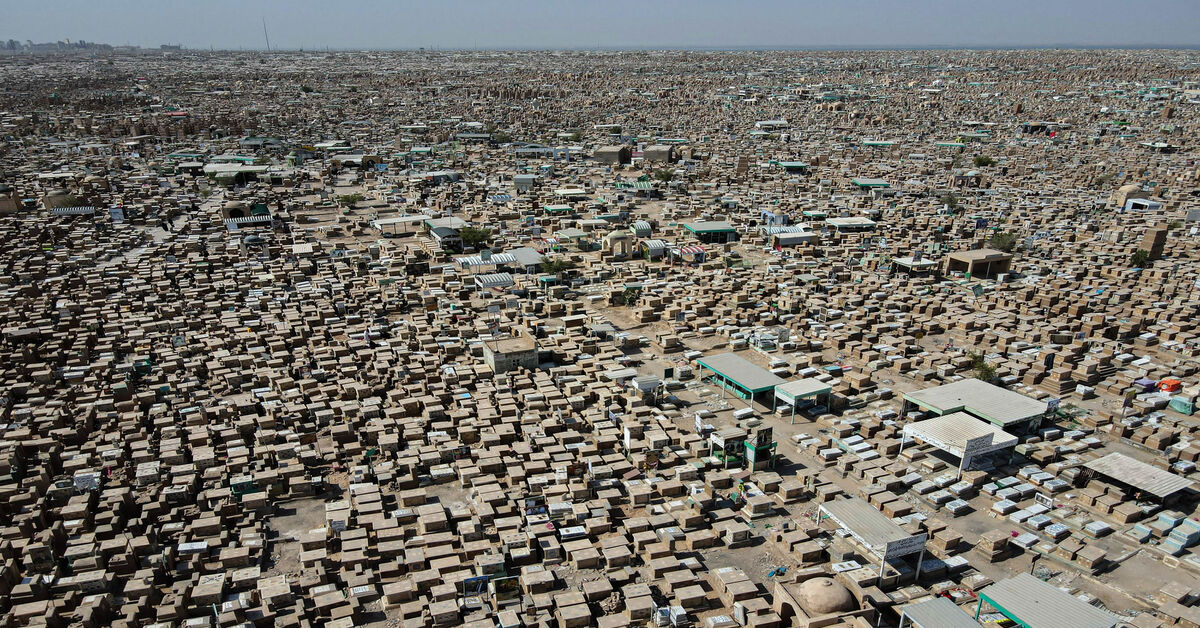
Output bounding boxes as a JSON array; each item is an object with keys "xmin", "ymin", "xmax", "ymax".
[
  {"xmin": 945, "ymin": 248, "xmax": 1013, "ymax": 279},
  {"xmin": 483, "ymin": 333, "xmax": 538, "ymax": 374},
  {"xmin": 902, "ymin": 379, "xmax": 1048, "ymax": 430}
]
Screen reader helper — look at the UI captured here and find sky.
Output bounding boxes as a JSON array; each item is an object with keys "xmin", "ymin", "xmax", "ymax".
[{"xmin": 4, "ymin": 0, "xmax": 1199, "ymax": 51}]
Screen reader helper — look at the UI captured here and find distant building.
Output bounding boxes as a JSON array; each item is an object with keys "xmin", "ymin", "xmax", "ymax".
[
  {"xmin": 483, "ymin": 332, "xmax": 539, "ymax": 373},
  {"xmin": 0, "ymin": 184, "xmax": 17, "ymax": 215},
  {"xmin": 594, "ymin": 146, "xmax": 631, "ymax": 165},
  {"xmin": 642, "ymin": 144, "xmax": 677, "ymax": 164},
  {"xmin": 944, "ymin": 248, "xmax": 1012, "ymax": 279},
  {"xmin": 684, "ymin": 221, "xmax": 738, "ymax": 244},
  {"xmin": 429, "ymin": 226, "xmax": 462, "ymax": 250}
]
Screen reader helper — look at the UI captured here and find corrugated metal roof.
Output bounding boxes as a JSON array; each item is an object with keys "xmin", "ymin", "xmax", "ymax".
[
  {"xmin": 457, "ymin": 253, "xmax": 517, "ymax": 267},
  {"xmin": 904, "ymin": 379, "xmax": 1046, "ymax": 426},
  {"xmin": 903, "ymin": 412, "xmax": 1018, "ymax": 457},
  {"xmin": 761, "ymin": 225, "xmax": 814, "ymax": 235},
  {"xmin": 224, "ymin": 215, "xmax": 272, "ymax": 229},
  {"xmin": 474, "ymin": 272, "xmax": 514, "ymax": 289},
  {"xmin": 696, "ymin": 353, "xmax": 785, "ymax": 393},
  {"xmin": 980, "ymin": 573, "xmax": 1117, "ymax": 628},
  {"xmin": 901, "ymin": 597, "xmax": 979, "ymax": 628},
  {"xmin": 1084, "ymin": 452, "xmax": 1195, "ymax": 499},
  {"xmin": 820, "ymin": 497, "xmax": 921, "ymax": 554}
]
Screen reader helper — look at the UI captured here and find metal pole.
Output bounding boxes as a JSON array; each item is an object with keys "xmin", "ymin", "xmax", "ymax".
[{"xmin": 914, "ymin": 547, "xmax": 925, "ymax": 581}]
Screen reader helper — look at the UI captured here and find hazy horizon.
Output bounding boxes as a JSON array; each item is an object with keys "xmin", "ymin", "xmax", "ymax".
[{"xmin": 4, "ymin": 0, "xmax": 1199, "ymax": 51}]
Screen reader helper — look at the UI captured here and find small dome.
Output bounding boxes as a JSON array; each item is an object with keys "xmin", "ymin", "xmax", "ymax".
[
  {"xmin": 46, "ymin": 188, "xmax": 68, "ymax": 196},
  {"xmin": 225, "ymin": 201, "xmax": 248, "ymax": 210},
  {"xmin": 1117, "ymin": 184, "xmax": 1140, "ymax": 193},
  {"xmin": 607, "ymin": 230, "xmax": 631, "ymax": 240},
  {"xmin": 797, "ymin": 578, "xmax": 856, "ymax": 616}
]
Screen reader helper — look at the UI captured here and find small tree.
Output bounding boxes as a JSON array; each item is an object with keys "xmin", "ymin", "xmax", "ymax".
[
  {"xmin": 939, "ymin": 193, "xmax": 959, "ymax": 210},
  {"xmin": 1129, "ymin": 248, "xmax": 1150, "ymax": 268},
  {"xmin": 614, "ymin": 286, "xmax": 642, "ymax": 306},
  {"xmin": 337, "ymin": 193, "xmax": 364, "ymax": 206},
  {"xmin": 972, "ymin": 155, "xmax": 997, "ymax": 167},
  {"xmin": 300, "ymin": 85, "xmax": 314, "ymax": 93},
  {"xmin": 541, "ymin": 259, "xmax": 576, "ymax": 275},
  {"xmin": 987, "ymin": 231, "xmax": 1018, "ymax": 253},
  {"xmin": 459, "ymin": 226, "xmax": 492, "ymax": 249},
  {"xmin": 967, "ymin": 352, "xmax": 997, "ymax": 383},
  {"xmin": 653, "ymin": 169, "xmax": 675, "ymax": 183}
]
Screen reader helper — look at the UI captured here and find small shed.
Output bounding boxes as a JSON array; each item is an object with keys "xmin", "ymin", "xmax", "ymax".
[
  {"xmin": 1083, "ymin": 452, "xmax": 1195, "ymax": 504},
  {"xmin": 774, "ymin": 379, "xmax": 833, "ymax": 423}
]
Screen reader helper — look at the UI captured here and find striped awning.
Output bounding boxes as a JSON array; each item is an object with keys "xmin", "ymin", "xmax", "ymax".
[
  {"xmin": 475, "ymin": 272, "xmax": 514, "ymax": 289},
  {"xmin": 761, "ymin": 225, "xmax": 812, "ymax": 235},
  {"xmin": 224, "ymin": 215, "xmax": 272, "ymax": 229},
  {"xmin": 679, "ymin": 245, "xmax": 705, "ymax": 255},
  {"xmin": 541, "ymin": 238, "xmax": 559, "ymax": 245},
  {"xmin": 616, "ymin": 181, "xmax": 654, "ymax": 190},
  {"xmin": 642, "ymin": 239, "xmax": 667, "ymax": 252},
  {"xmin": 457, "ymin": 253, "xmax": 517, "ymax": 267},
  {"xmin": 632, "ymin": 220, "xmax": 652, "ymax": 233},
  {"xmin": 490, "ymin": 194, "xmax": 512, "ymax": 203},
  {"xmin": 52, "ymin": 206, "xmax": 96, "ymax": 215}
]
